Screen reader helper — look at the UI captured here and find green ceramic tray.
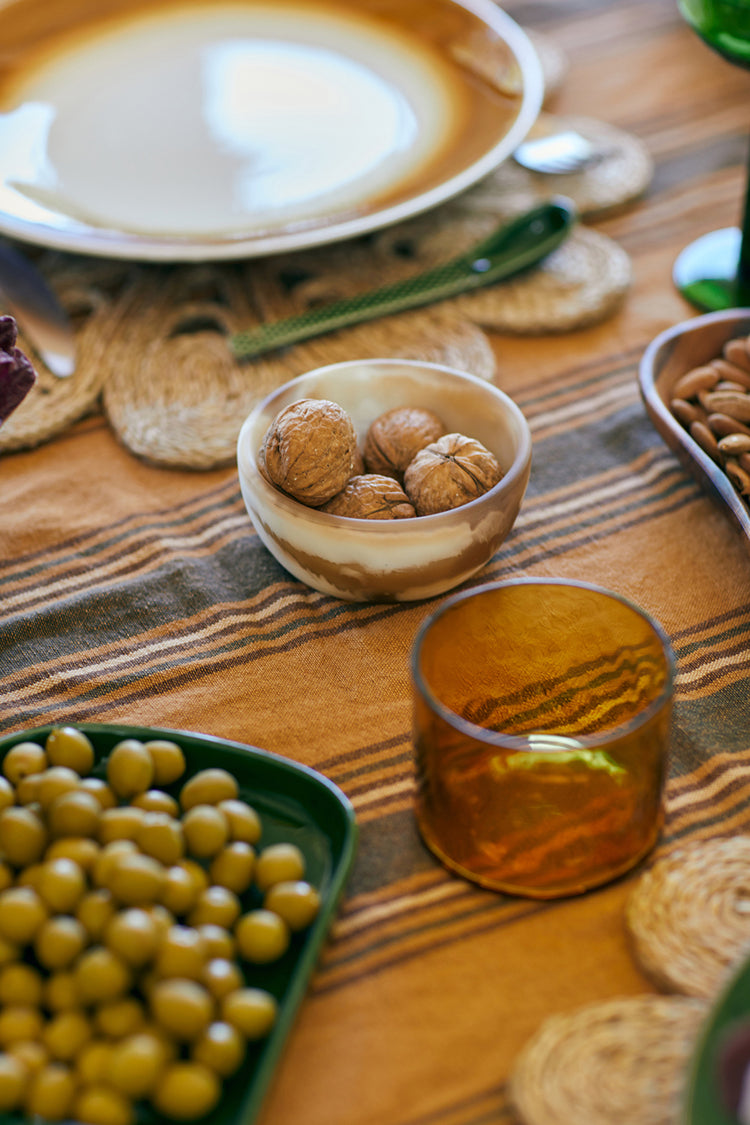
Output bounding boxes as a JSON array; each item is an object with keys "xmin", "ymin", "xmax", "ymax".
[
  {"xmin": 0, "ymin": 723, "xmax": 358, "ymax": 1125},
  {"xmin": 684, "ymin": 953, "xmax": 750, "ymax": 1125}
]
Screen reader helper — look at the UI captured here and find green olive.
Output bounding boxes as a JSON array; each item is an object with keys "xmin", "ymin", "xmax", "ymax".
[
  {"xmin": 0, "ymin": 807, "xmax": 47, "ymax": 867},
  {"xmin": 131, "ymin": 790, "xmax": 179, "ymax": 817},
  {"xmin": 79, "ymin": 778, "xmax": 118, "ymax": 810},
  {"xmin": 180, "ymin": 769, "xmax": 238, "ymax": 812},
  {"xmin": 75, "ymin": 1040, "xmax": 115, "ymax": 1086},
  {"xmin": 209, "ymin": 842, "xmax": 255, "ymax": 894},
  {"xmin": 155, "ymin": 925, "xmax": 207, "ymax": 981},
  {"xmin": 72, "ymin": 1084, "xmax": 135, "ymax": 1125},
  {"xmin": 234, "ymin": 909, "xmax": 290, "ymax": 964},
  {"xmin": 106, "ymin": 741, "xmax": 154, "ymax": 800},
  {"xmin": 108, "ymin": 854, "xmax": 165, "ymax": 906},
  {"xmin": 216, "ymin": 799, "xmax": 262, "ymax": 845},
  {"xmin": 42, "ymin": 1009, "xmax": 92, "ymax": 1062},
  {"xmin": 37, "ymin": 767, "xmax": 80, "ymax": 812},
  {"xmin": 191, "ymin": 1020, "xmax": 244, "ymax": 1077},
  {"xmin": 45, "ymin": 727, "xmax": 95, "ymax": 775},
  {"xmin": 0, "ymin": 1052, "xmax": 28, "ymax": 1111},
  {"xmin": 136, "ymin": 813, "xmax": 184, "ymax": 866},
  {"xmin": 253, "ymin": 842, "xmax": 306, "ymax": 891},
  {"xmin": 98, "ymin": 807, "xmax": 146, "ymax": 845},
  {"xmin": 45, "ymin": 836, "xmax": 100, "ymax": 874},
  {"xmin": 0, "ymin": 962, "xmax": 44, "ymax": 1007},
  {"xmin": 104, "ymin": 908, "xmax": 160, "ymax": 968},
  {"xmin": 94, "ymin": 997, "xmax": 146, "ymax": 1040},
  {"xmin": 47, "ymin": 790, "xmax": 101, "ymax": 839},
  {"xmin": 0, "ymin": 886, "xmax": 48, "ymax": 944},
  {"xmin": 195, "ymin": 924, "xmax": 234, "ymax": 961},
  {"xmin": 25, "ymin": 1061, "xmax": 77, "ymax": 1121},
  {"xmin": 0, "ymin": 1005, "xmax": 45, "ymax": 1047},
  {"xmin": 76, "ymin": 889, "xmax": 117, "ymax": 942},
  {"xmin": 143, "ymin": 741, "xmax": 186, "ymax": 788},
  {"xmin": 150, "ymin": 979, "xmax": 213, "ymax": 1042},
  {"xmin": 0, "ymin": 778, "xmax": 14, "ymax": 813},
  {"xmin": 2, "ymin": 742, "xmax": 47, "ymax": 786},
  {"xmin": 151, "ymin": 1060, "xmax": 220, "ymax": 1120},
  {"xmin": 200, "ymin": 958, "xmax": 242, "ymax": 1001},
  {"xmin": 36, "ymin": 858, "xmax": 87, "ymax": 914},
  {"xmin": 264, "ymin": 880, "xmax": 321, "ymax": 931},
  {"xmin": 181, "ymin": 806, "xmax": 229, "ymax": 859},
  {"xmin": 187, "ymin": 886, "xmax": 240, "ymax": 930},
  {"xmin": 34, "ymin": 916, "xmax": 87, "ymax": 971},
  {"xmin": 159, "ymin": 866, "xmax": 200, "ymax": 916},
  {"xmin": 108, "ymin": 1031, "xmax": 169, "ymax": 1098},
  {"xmin": 43, "ymin": 972, "xmax": 79, "ymax": 1013},
  {"xmin": 220, "ymin": 987, "xmax": 277, "ymax": 1040},
  {"xmin": 73, "ymin": 947, "xmax": 132, "ymax": 1005}
]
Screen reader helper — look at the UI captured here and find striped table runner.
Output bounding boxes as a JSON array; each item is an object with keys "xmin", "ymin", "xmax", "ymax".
[{"xmin": 3, "ymin": 1, "xmax": 750, "ymax": 1123}]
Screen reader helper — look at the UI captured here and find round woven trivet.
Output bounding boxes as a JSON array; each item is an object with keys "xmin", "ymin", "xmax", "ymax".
[
  {"xmin": 509, "ymin": 994, "xmax": 707, "ymax": 1125},
  {"xmin": 486, "ymin": 113, "xmax": 654, "ymax": 220},
  {"xmin": 455, "ymin": 225, "xmax": 632, "ymax": 334},
  {"xmin": 0, "ymin": 254, "xmax": 138, "ymax": 453},
  {"xmin": 101, "ymin": 261, "xmax": 495, "ymax": 469},
  {"xmin": 627, "ymin": 836, "xmax": 750, "ymax": 1000}
]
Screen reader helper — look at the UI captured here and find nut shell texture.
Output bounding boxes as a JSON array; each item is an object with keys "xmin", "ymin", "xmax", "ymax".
[
  {"xmin": 404, "ymin": 432, "xmax": 502, "ymax": 515},
  {"xmin": 363, "ymin": 406, "xmax": 445, "ymax": 478},
  {"xmin": 322, "ymin": 475, "xmax": 416, "ymax": 519},
  {"xmin": 260, "ymin": 398, "xmax": 357, "ymax": 507}
]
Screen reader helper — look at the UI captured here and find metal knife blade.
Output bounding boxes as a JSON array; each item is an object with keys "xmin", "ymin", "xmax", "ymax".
[{"xmin": 0, "ymin": 241, "xmax": 75, "ymax": 377}]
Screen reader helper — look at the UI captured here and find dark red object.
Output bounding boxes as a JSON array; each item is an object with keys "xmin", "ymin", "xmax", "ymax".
[
  {"xmin": 716, "ymin": 1018, "xmax": 750, "ymax": 1122},
  {"xmin": 0, "ymin": 314, "xmax": 37, "ymax": 425}
]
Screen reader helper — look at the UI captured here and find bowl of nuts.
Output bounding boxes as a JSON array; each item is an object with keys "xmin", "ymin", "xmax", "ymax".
[
  {"xmin": 639, "ymin": 308, "xmax": 750, "ymax": 550},
  {"xmin": 236, "ymin": 358, "xmax": 532, "ymax": 601}
]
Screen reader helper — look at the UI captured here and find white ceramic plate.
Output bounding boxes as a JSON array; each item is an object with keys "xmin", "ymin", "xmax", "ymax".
[{"xmin": 0, "ymin": 0, "xmax": 542, "ymax": 261}]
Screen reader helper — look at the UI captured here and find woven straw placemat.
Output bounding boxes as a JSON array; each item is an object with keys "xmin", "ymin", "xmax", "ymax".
[
  {"xmin": 626, "ymin": 836, "xmax": 750, "ymax": 1000},
  {"xmin": 509, "ymin": 995, "xmax": 707, "ymax": 1125}
]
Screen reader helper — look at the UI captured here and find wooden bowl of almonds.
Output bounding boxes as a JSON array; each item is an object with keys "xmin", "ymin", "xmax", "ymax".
[
  {"xmin": 639, "ymin": 308, "xmax": 750, "ymax": 549},
  {"xmin": 236, "ymin": 359, "xmax": 532, "ymax": 602}
]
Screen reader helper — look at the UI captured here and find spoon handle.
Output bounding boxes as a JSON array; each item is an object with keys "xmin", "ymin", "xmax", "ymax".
[{"xmin": 231, "ymin": 198, "xmax": 576, "ymax": 362}]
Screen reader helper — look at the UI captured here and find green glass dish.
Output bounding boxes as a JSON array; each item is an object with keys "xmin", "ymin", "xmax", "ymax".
[
  {"xmin": 684, "ymin": 951, "xmax": 750, "ymax": 1125},
  {"xmin": 0, "ymin": 722, "xmax": 358, "ymax": 1125}
]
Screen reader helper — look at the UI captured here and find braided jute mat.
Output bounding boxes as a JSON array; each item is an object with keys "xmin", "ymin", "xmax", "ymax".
[
  {"xmin": 509, "ymin": 995, "xmax": 707, "ymax": 1125},
  {"xmin": 626, "ymin": 835, "xmax": 750, "ymax": 1000},
  {"xmin": 0, "ymin": 23, "xmax": 646, "ymax": 466}
]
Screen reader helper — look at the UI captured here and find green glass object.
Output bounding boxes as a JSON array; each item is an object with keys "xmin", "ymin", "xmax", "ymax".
[
  {"xmin": 675, "ymin": 0, "xmax": 750, "ymax": 310},
  {"xmin": 0, "ymin": 723, "xmax": 357, "ymax": 1125}
]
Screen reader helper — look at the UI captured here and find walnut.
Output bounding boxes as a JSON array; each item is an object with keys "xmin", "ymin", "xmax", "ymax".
[
  {"xmin": 259, "ymin": 398, "xmax": 357, "ymax": 507},
  {"xmin": 403, "ymin": 433, "xmax": 502, "ymax": 516},
  {"xmin": 363, "ymin": 406, "xmax": 445, "ymax": 479},
  {"xmin": 321, "ymin": 474, "xmax": 416, "ymax": 519}
]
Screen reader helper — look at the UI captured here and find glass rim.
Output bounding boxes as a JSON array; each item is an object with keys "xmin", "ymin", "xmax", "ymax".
[{"xmin": 410, "ymin": 577, "xmax": 677, "ymax": 751}]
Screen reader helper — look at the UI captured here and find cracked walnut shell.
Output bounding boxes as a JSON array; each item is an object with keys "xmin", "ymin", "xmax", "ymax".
[
  {"xmin": 363, "ymin": 406, "xmax": 446, "ymax": 478},
  {"xmin": 259, "ymin": 398, "xmax": 357, "ymax": 507},
  {"xmin": 321, "ymin": 475, "xmax": 416, "ymax": 519},
  {"xmin": 404, "ymin": 433, "xmax": 503, "ymax": 516}
]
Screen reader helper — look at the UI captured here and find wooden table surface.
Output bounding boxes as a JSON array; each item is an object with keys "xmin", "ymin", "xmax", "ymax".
[{"xmin": 3, "ymin": 1, "xmax": 750, "ymax": 1123}]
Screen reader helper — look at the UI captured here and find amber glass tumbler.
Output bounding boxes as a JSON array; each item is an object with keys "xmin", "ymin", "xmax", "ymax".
[{"xmin": 411, "ymin": 578, "xmax": 675, "ymax": 898}]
